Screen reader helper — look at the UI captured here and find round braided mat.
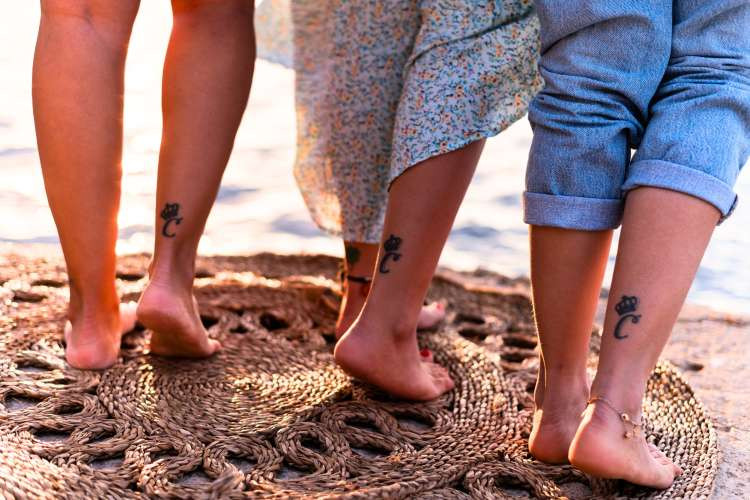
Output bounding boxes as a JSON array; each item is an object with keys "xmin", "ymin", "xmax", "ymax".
[{"xmin": 0, "ymin": 253, "xmax": 718, "ymax": 498}]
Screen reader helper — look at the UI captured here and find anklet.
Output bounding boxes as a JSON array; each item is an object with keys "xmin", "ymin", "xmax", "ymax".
[
  {"xmin": 338, "ymin": 266, "xmax": 372, "ymax": 297},
  {"xmin": 588, "ymin": 396, "xmax": 642, "ymax": 439},
  {"xmin": 345, "ymin": 275, "xmax": 372, "ymax": 285}
]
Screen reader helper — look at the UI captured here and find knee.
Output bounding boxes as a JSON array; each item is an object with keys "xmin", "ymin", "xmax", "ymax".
[{"xmin": 39, "ymin": 0, "xmax": 138, "ymax": 48}]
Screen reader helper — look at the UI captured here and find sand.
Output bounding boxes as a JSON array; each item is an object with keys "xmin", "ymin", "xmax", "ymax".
[{"xmin": 658, "ymin": 305, "xmax": 750, "ymax": 499}]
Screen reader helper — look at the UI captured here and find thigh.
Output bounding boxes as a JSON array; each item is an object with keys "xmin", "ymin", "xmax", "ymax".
[{"xmin": 627, "ymin": 0, "xmax": 750, "ymax": 218}]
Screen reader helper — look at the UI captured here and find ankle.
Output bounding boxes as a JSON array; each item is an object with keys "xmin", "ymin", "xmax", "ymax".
[
  {"xmin": 541, "ymin": 369, "xmax": 589, "ymax": 399},
  {"xmin": 589, "ymin": 380, "xmax": 646, "ymax": 419},
  {"xmin": 68, "ymin": 284, "xmax": 119, "ymax": 325},
  {"xmin": 584, "ymin": 398, "xmax": 644, "ymax": 441},
  {"xmin": 343, "ymin": 281, "xmax": 370, "ymax": 303},
  {"xmin": 148, "ymin": 254, "xmax": 195, "ymax": 289},
  {"xmin": 337, "ymin": 290, "xmax": 365, "ymax": 323},
  {"xmin": 359, "ymin": 291, "xmax": 422, "ymax": 337},
  {"xmin": 68, "ymin": 305, "xmax": 121, "ymax": 335},
  {"xmin": 543, "ymin": 361, "xmax": 588, "ymax": 380},
  {"xmin": 353, "ymin": 308, "xmax": 415, "ymax": 343}
]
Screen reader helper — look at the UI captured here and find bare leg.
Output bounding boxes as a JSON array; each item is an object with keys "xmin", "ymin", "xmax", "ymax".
[
  {"xmin": 137, "ymin": 0, "xmax": 255, "ymax": 357},
  {"xmin": 568, "ymin": 187, "xmax": 718, "ymax": 488},
  {"xmin": 528, "ymin": 227, "xmax": 612, "ymax": 463},
  {"xmin": 335, "ymin": 141, "xmax": 485, "ymax": 400},
  {"xmin": 336, "ymin": 241, "xmax": 445, "ymax": 339},
  {"xmin": 33, "ymin": 0, "xmax": 141, "ymax": 369}
]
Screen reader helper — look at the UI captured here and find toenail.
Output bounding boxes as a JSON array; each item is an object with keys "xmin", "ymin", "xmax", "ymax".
[{"xmin": 420, "ymin": 348, "xmax": 431, "ymax": 358}]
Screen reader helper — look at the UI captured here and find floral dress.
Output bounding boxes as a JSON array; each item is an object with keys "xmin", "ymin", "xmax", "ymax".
[{"xmin": 256, "ymin": 0, "xmax": 542, "ymax": 244}]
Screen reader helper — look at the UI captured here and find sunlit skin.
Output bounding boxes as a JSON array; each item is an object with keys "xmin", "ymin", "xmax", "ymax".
[
  {"xmin": 335, "ymin": 140, "xmax": 485, "ymax": 401},
  {"xmin": 33, "ymin": 0, "xmax": 255, "ymax": 369},
  {"xmin": 337, "ymin": 240, "xmax": 445, "ymax": 340},
  {"xmin": 530, "ymin": 187, "xmax": 718, "ymax": 488}
]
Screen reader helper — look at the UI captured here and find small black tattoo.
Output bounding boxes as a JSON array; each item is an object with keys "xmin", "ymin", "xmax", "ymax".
[
  {"xmin": 160, "ymin": 203, "xmax": 183, "ymax": 238},
  {"xmin": 378, "ymin": 234, "xmax": 402, "ymax": 274},
  {"xmin": 345, "ymin": 245, "xmax": 361, "ymax": 266},
  {"xmin": 613, "ymin": 295, "xmax": 641, "ymax": 340}
]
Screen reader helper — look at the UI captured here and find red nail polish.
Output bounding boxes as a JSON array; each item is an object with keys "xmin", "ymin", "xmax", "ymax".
[{"xmin": 420, "ymin": 348, "xmax": 431, "ymax": 357}]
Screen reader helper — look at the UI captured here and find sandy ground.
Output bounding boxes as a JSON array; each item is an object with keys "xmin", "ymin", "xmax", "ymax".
[{"xmin": 667, "ymin": 307, "xmax": 750, "ymax": 499}]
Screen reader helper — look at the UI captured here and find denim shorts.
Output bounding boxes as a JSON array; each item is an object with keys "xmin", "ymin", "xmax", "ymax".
[{"xmin": 524, "ymin": 0, "xmax": 750, "ymax": 230}]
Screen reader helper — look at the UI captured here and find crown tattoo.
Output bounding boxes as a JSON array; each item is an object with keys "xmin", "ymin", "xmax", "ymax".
[
  {"xmin": 161, "ymin": 203, "xmax": 181, "ymax": 221},
  {"xmin": 615, "ymin": 295, "xmax": 639, "ymax": 316},
  {"xmin": 383, "ymin": 234, "xmax": 402, "ymax": 252}
]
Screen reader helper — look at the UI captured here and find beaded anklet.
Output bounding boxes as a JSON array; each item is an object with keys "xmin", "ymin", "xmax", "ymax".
[{"xmin": 588, "ymin": 396, "xmax": 643, "ymax": 439}]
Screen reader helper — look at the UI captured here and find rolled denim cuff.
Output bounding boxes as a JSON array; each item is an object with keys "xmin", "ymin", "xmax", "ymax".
[
  {"xmin": 523, "ymin": 192, "xmax": 624, "ymax": 230},
  {"xmin": 623, "ymin": 159, "xmax": 738, "ymax": 224}
]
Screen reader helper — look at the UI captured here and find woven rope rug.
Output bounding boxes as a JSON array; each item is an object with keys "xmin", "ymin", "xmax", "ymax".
[{"xmin": 0, "ymin": 253, "xmax": 718, "ymax": 499}]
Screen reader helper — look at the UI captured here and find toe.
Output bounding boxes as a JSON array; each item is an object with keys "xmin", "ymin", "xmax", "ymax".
[
  {"xmin": 674, "ymin": 463, "xmax": 683, "ymax": 476},
  {"xmin": 647, "ymin": 443, "xmax": 681, "ymax": 477},
  {"xmin": 426, "ymin": 362, "xmax": 454, "ymax": 389},
  {"xmin": 420, "ymin": 348, "xmax": 434, "ymax": 362},
  {"xmin": 417, "ymin": 301, "xmax": 446, "ymax": 330},
  {"xmin": 431, "ymin": 301, "xmax": 446, "ymax": 314},
  {"xmin": 437, "ymin": 373, "xmax": 455, "ymax": 392},
  {"xmin": 648, "ymin": 443, "xmax": 666, "ymax": 458},
  {"xmin": 649, "ymin": 444, "xmax": 677, "ymax": 469},
  {"xmin": 646, "ymin": 446, "xmax": 680, "ymax": 488},
  {"xmin": 64, "ymin": 321, "xmax": 72, "ymax": 343},
  {"xmin": 649, "ymin": 446, "xmax": 666, "ymax": 462},
  {"xmin": 423, "ymin": 364, "xmax": 439, "ymax": 378},
  {"xmin": 208, "ymin": 339, "xmax": 222, "ymax": 354},
  {"xmin": 119, "ymin": 301, "xmax": 139, "ymax": 334},
  {"xmin": 424, "ymin": 362, "xmax": 450, "ymax": 378}
]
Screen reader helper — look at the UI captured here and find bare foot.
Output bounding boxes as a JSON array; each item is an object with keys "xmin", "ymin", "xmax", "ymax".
[
  {"xmin": 568, "ymin": 402, "xmax": 682, "ymax": 489},
  {"xmin": 529, "ymin": 403, "xmax": 586, "ymax": 464},
  {"xmin": 528, "ymin": 364, "xmax": 588, "ymax": 464},
  {"xmin": 335, "ymin": 281, "xmax": 443, "ymax": 360},
  {"xmin": 335, "ymin": 287, "xmax": 445, "ymax": 339},
  {"xmin": 64, "ymin": 301, "xmax": 138, "ymax": 370},
  {"xmin": 137, "ymin": 281, "xmax": 220, "ymax": 358},
  {"xmin": 416, "ymin": 301, "xmax": 446, "ymax": 330},
  {"xmin": 334, "ymin": 319, "xmax": 454, "ymax": 401}
]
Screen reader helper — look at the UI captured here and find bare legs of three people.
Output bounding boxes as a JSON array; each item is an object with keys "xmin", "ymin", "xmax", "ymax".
[{"xmin": 36, "ymin": 3, "xmax": 715, "ymax": 489}]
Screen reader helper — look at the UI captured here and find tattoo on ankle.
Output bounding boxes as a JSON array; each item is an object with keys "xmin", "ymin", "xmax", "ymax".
[
  {"xmin": 378, "ymin": 234, "xmax": 402, "ymax": 274},
  {"xmin": 613, "ymin": 295, "xmax": 641, "ymax": 340},
  {"xmin": 160, "ymin": 203, "xmax": 183, "ymax": 238},
  {"xmin": 345, "ymin": 245, "xmax": 361, "ymax": 266}
]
